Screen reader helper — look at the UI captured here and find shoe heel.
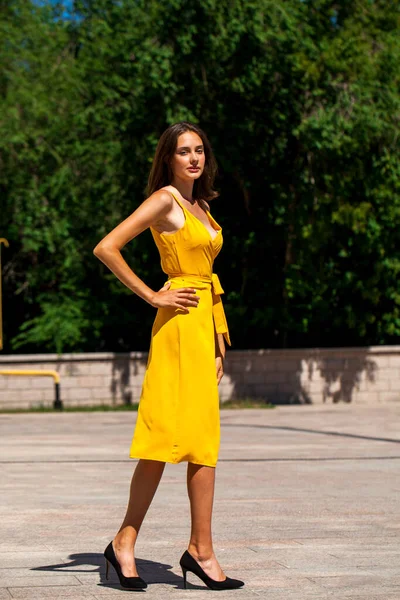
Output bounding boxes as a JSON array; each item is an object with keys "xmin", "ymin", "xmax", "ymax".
[
  {"xmin": 179, "ymin": 549, "xmax": 245, "ymax": 591},
  {"xmin": 103, "ymin": 541, "xmax": 147, "ymax": 589},
  {"xmin": 181, "ymin": 567, "xmax": 187, "ymax": 589}
]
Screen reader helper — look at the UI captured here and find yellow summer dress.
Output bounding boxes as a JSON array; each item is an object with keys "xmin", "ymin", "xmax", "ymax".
[{"xmin": 129, "ymin": 192, "xmax": 231, "ymax": 467}]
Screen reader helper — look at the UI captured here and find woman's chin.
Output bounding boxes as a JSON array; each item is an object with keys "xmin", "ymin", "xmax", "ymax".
[{"xmin": 184, "ymin": 171, "xmax": 203, "ymax": 180}]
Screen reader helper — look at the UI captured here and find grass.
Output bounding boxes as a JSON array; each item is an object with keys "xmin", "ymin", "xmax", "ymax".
[
  {"xmin": 220, "ymin": 398, "xmax": 275, "ymax": 409},
  {"xmin": 0, "ymin": 398, "xmax": 275, "ymax": 414},
  {"xmin": 0, "ymin": 404, "xmax": 140, "ymax": 414}
]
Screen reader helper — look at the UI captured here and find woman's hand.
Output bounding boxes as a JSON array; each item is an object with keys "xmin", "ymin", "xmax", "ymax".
[
  {"xmin": 150, "ymin": 281, "xmax": 200, "ymax": 313},
  {"xmin": 216, "ymin": 356, "xmax": 224, "ymax": 384}
]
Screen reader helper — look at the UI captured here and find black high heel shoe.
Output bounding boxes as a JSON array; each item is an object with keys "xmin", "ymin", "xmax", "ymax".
[
  {"xmin": 179, "ymin": 550, "xmax": 245, "ymax": 590},
  {"xmin": 104, "ymin": 541, "xmax": 147, "ymax": 589}
]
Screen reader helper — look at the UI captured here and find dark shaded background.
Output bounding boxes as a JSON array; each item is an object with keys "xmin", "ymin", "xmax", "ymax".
[{"xmin": 1, "ymin": 0, "xmax": 400, "ymax": 353}]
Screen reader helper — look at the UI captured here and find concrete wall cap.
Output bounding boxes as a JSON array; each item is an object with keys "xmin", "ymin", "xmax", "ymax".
[{"xmin": 0, "ymin": 352, "xmax": 148, "ymax": 363}]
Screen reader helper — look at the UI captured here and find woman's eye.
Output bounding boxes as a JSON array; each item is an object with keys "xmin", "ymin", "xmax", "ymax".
[{"xmin": 179, "ymin": 151, "xmax": 187, "ymax": 155}]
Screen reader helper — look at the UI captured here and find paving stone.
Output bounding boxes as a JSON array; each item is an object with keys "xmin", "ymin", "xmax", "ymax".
[
  {"xmin": 162, "ymin": 593, "xmax": 263, "ymax": 600},
  {"xmin": 0, "ymin": 545, "xmax": 50, "ymax": 553},
  {"xmin": 0, "ymin": 553, "xmax": 68, "ymax": 570},
  {"xmin": 308, "ymin": 574, "xmax": 390, "ymax": 592},
  {"xmin": 8, "ymin": 588, "xmax": 98, "ymax": 599},
  {"xmin": 343, "ymin": 597, "xmax": 400, "ymax": 600},
  {"xmin": 0, "ymin": 576, "xmax": 80, "ymax": 588},
  {"xmin": 0, "ymin": 405, "xmax": 399, "ymax": 600},
  {"xmin": 0, "ymin": 569, "xmax": 82, "ymax": 581}
]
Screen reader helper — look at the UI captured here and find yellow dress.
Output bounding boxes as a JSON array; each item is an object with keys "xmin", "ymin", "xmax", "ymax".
[{"xmin": 129, "ymin": 192, "xmax": 231, "ymax": 467}]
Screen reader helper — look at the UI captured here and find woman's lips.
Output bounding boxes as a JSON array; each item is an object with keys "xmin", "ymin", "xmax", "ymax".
[{"xmin": 188, "ymin": 167, "xmax": 200, "ymax": 172}]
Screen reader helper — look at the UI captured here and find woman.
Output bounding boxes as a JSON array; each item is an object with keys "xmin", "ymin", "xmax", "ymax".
[{"xmin": 93, "ymin": 122, "xmax": 244, "ymax": 591}]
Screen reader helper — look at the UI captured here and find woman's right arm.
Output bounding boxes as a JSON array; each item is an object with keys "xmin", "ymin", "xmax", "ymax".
[{"xmin": 93, "ymin": 190, "xmax": 199, "ymax": 312}]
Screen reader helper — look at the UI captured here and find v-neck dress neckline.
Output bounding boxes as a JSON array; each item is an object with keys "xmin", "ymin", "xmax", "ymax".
[{"xmin": 172, "ymin": 192, "xmax": 221, "ymax": 242}]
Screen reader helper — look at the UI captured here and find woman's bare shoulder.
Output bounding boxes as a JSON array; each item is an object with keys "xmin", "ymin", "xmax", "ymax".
[
  {"xmin": 138, "ymin": 189, "xmax": 176, "ymax": 224},
  {"xmin": 146, "ymin": 188, "xmax": 174, "ymax": 210}
]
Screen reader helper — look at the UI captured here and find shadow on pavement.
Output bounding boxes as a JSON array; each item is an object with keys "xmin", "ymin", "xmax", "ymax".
[
  {"xmin": 31, "ymin": 552, "xmax": 206, "ymax": 590},
  {"xmin": 222, "ymin": 423, "xmax": 400, "ymax": 444}
]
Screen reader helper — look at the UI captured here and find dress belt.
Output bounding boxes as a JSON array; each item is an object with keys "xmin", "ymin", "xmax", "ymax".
[{"xmin": 166, "ymin": 273, "xmax": 231, "ymax": 346}]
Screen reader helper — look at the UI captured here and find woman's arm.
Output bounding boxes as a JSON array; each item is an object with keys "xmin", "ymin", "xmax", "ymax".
[
  {"xmin": 93, "ymin": 190, "xmax": 199, "ymax": 312},
  {"xmin": 215, "ymin": 330, "xmax": 225, "ymax": 385}
]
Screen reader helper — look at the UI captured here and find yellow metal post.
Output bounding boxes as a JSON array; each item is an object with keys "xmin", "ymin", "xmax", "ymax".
[{"xmin": 0, "ymin": 238, "xmax": 9, "ymax": 351}]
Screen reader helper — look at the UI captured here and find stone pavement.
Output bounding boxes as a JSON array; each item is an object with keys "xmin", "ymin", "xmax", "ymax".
[{"xmin": 0, "ymin": 404, "xmax": 399, "ymax": 600}]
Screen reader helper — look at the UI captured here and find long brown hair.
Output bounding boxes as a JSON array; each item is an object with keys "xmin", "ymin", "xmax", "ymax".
[{"xmin": 146, "ymin": 122, "xmax": 219, "ymax": 201}]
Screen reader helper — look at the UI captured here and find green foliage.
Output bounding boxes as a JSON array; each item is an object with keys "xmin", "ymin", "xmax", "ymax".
[
  {"xmin": 1, "ymin": 0, "xmax": 400, "ymax": 352},
  {"xmin": 12, "ymin": 293, "xmax": 93, "ymax": 353}
]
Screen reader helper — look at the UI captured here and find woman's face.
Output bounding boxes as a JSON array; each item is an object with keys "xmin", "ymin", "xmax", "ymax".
[{"xmin": 170, "ymin": 131, "xmax": 206, "ymax": 183}]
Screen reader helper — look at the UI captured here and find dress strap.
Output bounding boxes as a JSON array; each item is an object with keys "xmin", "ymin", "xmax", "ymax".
[{"xmin": 169, "ymin": 191, "xmax": 186, "ymax": 212}]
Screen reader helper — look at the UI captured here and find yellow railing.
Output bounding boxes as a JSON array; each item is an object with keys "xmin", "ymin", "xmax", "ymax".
[{"xmin": 0, "ymin": 369, "xmax": 63, "ymax": 409}]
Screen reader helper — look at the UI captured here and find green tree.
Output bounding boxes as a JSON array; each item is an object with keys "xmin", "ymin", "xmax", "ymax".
[{"xmin": 1, "ymin": 0, "xmax": 399, "ymax": 352}]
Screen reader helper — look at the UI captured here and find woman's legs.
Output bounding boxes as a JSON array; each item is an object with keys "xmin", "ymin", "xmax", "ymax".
[
  {"xmin": 186, "ymin": 463, "xmax": 226, "ymax": 581},
  {"xmin": 113, "ymin": 459, "xmax": 166, "ymax": 577}
]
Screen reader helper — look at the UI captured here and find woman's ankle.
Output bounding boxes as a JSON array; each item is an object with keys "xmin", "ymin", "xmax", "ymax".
[
  {"xmin": 114, "ymin": 527, "xmax": 137, "ymax": 551},
  {"xmin": 188, "ymin": 542, "xmax": 214, "ymax": 561}
]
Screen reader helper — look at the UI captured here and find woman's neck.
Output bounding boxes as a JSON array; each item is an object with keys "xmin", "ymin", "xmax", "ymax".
[{"xmin": 170, "ymin": 178, "xmax": 195, "ymax": 203}]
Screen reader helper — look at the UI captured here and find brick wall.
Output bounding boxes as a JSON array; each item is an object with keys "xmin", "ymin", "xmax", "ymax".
[
  {"xmin": 0, "ymin": 346, "xmax": 399, "ymax": 409},
  {"xmin": 219, "ymin": 347, "xmax": 400, "ymax": 404}
]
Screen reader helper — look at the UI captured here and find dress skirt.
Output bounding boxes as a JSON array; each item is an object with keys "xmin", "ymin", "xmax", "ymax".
[{"xmin": 129, "ymin": 277, "xmax": 220, "ymax": 467}]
